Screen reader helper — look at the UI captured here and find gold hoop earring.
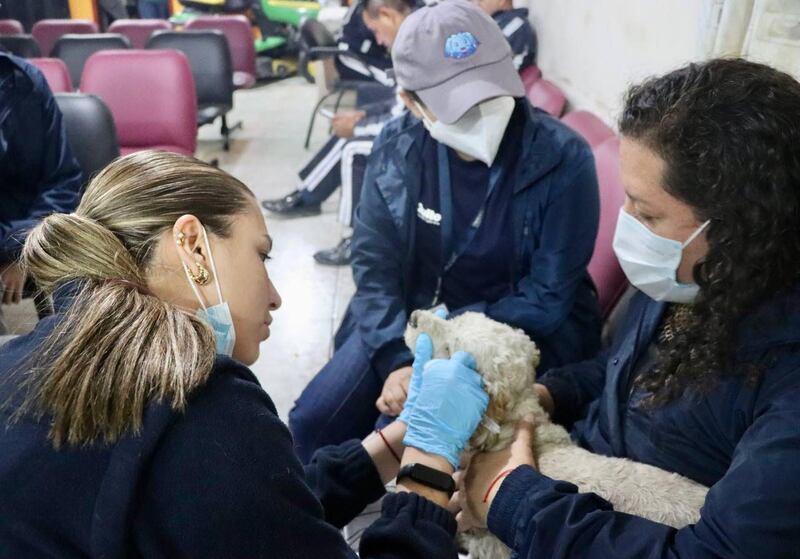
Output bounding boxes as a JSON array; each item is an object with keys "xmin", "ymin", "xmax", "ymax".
[{"xmin": 186, "ymin": 263, "xmax": 210, "ymax": 285}]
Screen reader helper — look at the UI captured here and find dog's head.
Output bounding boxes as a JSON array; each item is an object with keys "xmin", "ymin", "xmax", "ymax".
[{"xmin": 405, "ymin": 310, "xmax": 541, "ymax": 448}]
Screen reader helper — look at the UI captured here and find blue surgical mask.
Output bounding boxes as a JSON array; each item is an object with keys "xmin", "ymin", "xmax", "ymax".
[
  {"xmin": 612, "ymin": 208, "xmax": 710, "ymax": 304},
  {"xmin": 183, "ymin": 227, "xmax": 237, "ymax": 356}
]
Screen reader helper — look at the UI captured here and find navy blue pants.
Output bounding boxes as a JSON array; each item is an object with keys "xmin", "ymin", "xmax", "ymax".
[
  {"xmin": 137, "ymin": 1, "xmax": 168, "ymax": 19},
  {"xmin": 289, "ymin": 329, "xmax": 393, "ymax": 464}
]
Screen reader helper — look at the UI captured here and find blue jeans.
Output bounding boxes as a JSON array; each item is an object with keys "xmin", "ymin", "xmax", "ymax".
[
  {"xmin": 137, "ymin": 0, "xmax": 169, "ymax": 19},
  {"xmin": 289, "ymin": 330, "xmax": 393, "ymax": 464}
]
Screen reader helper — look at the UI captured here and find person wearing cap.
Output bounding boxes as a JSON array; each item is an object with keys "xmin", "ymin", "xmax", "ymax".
[
  {"xmin": 474, "ymin": 0, "xmax": 537, "ymax": 71},
  {"xmin": 289, "ymin": 0, "xmax": 601, "ymax": 464}
]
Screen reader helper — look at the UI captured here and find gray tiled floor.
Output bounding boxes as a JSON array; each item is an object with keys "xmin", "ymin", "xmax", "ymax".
[{"xmin": 1, "ymin": 76, "xmax": 355, "ymax": 422}]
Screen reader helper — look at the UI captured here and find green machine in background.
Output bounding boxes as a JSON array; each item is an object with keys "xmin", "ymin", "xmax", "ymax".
[{"xmin": 173, "ymin": 0, "xmax": 321, "ymax": 79}]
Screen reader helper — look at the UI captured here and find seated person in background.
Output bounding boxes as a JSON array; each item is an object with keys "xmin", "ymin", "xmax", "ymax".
[
  {"xmin": 335, "ymin": 0, "xmax": 394, "ymax": 85},
  {"xmin": 261, "ymin": 0, "xmax": 417, "ymax": 225},
  {"xmin": 289, "ymin": 0, "xmax": 601, "ymax": 464},
  {"xmin": 0, "ymin": 150, "xmax": 489, "ymax": 557},
  {"xmin": 458, "ymin": 57, "xmax": 800, "ymax": 559},
  {"xmin": 0, "ymin": 53, "xmax": 83, "ymax": 331},
  {"xmin": 475, "ymin": 0, "xmax": 537, "ymax": 71}
]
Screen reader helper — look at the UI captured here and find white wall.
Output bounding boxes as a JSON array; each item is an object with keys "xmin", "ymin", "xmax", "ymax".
[{"xmin": 525, "ymin": 0, "xmax": 729, "ymax": 126}]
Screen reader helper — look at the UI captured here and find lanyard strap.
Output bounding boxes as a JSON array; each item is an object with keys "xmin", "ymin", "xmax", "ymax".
[{"xmin": 436, "ymin": 142, "xmax": 505, "ymax": 273}]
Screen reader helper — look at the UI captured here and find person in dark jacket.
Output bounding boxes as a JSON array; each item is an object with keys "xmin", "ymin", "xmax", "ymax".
[
  {"xmin": 475, "ymin": 0, "xmax": 537, "ymax": 70},
  {"xmin": 0, "ymin": 149, "xmax": 490, "ymax": 558},
  {"xmin": 456, "ymin": 58, "xmax": 800, "ymax": 558},
  {"xmin": 0, "ymin": 53, "xmax": 83, "ymax": 322},
  {"xmin": 289, "ymin": 0, "xmax": 601, "ymax": 463},
  {"xmin": 335, "ymin": 0, "xmax": 394, "ymax": 84}
]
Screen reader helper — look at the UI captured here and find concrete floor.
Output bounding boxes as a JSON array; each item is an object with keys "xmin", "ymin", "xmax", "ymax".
[{"xmin": 1, "ymin": 76, "xmax": 356, "ymax": 422}]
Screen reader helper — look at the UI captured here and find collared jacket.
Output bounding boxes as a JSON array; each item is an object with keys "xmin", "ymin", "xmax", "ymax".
[
  {"xmin": 0, "ymin": 53, "xmax": 83, "ymax": 263},
  {"xmin": 343, "ymin": 100, "xmax": 602, "ymax": 378},
  {"xmin": 491, "ymin": 289, "xmax": 800, "ymax": 557}
]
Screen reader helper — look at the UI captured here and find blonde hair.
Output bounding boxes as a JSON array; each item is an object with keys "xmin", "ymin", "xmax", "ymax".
[{"xmin": 14, "ymin": 150, "xmax": 254, "ymax": 447}]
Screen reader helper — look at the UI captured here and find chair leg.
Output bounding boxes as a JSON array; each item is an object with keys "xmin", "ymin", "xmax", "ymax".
[
  {"xmin": 305, "ymin": 92, "xmax": 335, "ymax": 149},
  {"xmin": 221, "ymin": 115, "xmax": 230, "ymax": 151}
]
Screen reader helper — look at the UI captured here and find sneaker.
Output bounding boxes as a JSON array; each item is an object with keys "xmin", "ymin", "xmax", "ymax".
[
  {"xmin": 313, "ymin": 237, "xmax": 352, "ymax": 266},
  {"xmin": 261, "ymin": 190, "xmax": 321, "ymax": 217}
]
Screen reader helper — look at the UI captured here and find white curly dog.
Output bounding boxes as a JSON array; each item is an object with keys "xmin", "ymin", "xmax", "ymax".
[{"xmin": 404, "ymin": 309, "xmax": 708, "ymax": 559}]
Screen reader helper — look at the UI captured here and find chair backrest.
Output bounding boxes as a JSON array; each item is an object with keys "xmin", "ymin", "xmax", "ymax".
[
  {"xmin": 108, "ymin": 19, "xmax": 171, "ymax": 49},
  {"xmin": 30, "ymin": 58, "xmax": 72, "ymax": 92},
  {"xmin": 147, "ymin": 30, "xmax": 233, "ymax": 108},
  {"xmin": 80, "ymin": 50, "xmax": 197, "ymax": 156},
  {"xmin": 587, "ymin": 136, "xmax": 628, "ymax": 317},
  {"xmin": 54, "ymin": 93, "xmax": 120, "ymax": 181},
  {"xmin": 300, "ymin": 18, "xmax": 336, "ymax": 49},
  {"xmin": 0, "ymin": 19, "xmax": 24, "ymax": 35},
  {"xmin": 561, "ymin": 110, "xmax": 615, "ymax": 148},
  {"xmin": 519, "ymin": 64, "xmax": 541, "ymax": 91},
  {"xmin": 185, "ymin": 15, "xmax": 256, "ymax": 76},
  {"xmin": 526, "ymin": 79, "xmax": 567, "ymax": 117},
  {"xmin": 32, "ymin": 19, "xmax": 98, "ymax": 56},
  {"xmin": 52, "ymin": 33, "xmax": 131, "ymax": 88},
  {"xmin": 0, "ymin": 34, "xmax": 41, "ymax": 58}
]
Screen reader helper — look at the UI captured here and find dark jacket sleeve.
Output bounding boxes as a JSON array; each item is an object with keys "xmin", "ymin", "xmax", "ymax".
[
  {"xmin": 134, "ymin": 362, "xmax": 456, "ymax": 558},
  {"xmin": 349, "ymin": 129, "xmax": 415, "ymax": 378},
  {"xmin": 488, "ymin": 370, "xmax": 800, "ymax": 558},
  {"xmin": 305, "ymin": 441, "xmax": 387, "ymax": 529},
  {"xmin": 0, "ymin": 63, "xmax": 83, "ymax": 262},
  {"xmin": 537, "ymin": 349, "xmax": 608, "ymax": 427},
  {"xmin": 463, "ymin": 153, "xmax": 600, "ymax": 340},
  {"xmin": 506, "ymin": 19, "xmax": 537, "ymax": 70}
]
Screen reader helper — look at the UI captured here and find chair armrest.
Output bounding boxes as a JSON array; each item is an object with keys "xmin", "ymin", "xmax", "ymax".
[{"xmin": 307, "ymin": 46, "xmax": 344, "ymax": 61}]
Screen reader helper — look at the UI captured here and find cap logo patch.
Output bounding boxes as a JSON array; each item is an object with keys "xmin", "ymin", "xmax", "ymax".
[{"xmin": 444, "ymin": 31, "xmax": 479, "ymax": 60}]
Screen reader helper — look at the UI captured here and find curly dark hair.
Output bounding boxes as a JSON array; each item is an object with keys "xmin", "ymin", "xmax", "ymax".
[{"xmin": 619, "ymin": 58, "xmax": 800, "ymax": 406}]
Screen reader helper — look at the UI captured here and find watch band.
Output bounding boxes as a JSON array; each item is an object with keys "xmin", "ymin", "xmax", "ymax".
[{"xmin": 396, "ymin": 463, "xmax": 456, "ymax": 497}]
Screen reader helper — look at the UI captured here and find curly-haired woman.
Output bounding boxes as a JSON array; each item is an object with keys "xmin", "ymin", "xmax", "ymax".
[{"xmin": 459, "ymin": 58, "xmax": 800, "ymax": 557}]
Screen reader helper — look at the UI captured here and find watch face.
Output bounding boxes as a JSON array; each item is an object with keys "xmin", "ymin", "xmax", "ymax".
[{"xmin": 398, "ymin": 463, "xmax": 455, "ymax": 496}]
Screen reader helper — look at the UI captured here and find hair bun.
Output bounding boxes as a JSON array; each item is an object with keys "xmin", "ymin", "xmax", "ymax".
[{"xmin": 23, "ymin": 212, "xmax": 142, "ymax": 293}]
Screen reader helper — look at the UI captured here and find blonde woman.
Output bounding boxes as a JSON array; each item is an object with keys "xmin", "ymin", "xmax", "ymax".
[{"xmin": 0, "ymin": 151, "xmax": 489, "ymax": 558}]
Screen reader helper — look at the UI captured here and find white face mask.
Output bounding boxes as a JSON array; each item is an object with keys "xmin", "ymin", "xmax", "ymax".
[
  {"xmin": 612, "ymin": 208, "xmax": 710, "ymax": 304},
  {"xmin": 415, "ymin": 96, "xmax": 515, "ymax": 166},
  {"xmin": 182, "ymin": 227, "xmax": 237, "ymax": 356}
]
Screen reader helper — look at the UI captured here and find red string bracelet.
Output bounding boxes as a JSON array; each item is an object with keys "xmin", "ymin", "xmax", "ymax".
[
  {"xmin": 483, "ymin": 469, "xmax": 515, "ymax": 503},
  {"xmin": 377, "ymin": 429, "xmax": 401, "ymax": 463}
]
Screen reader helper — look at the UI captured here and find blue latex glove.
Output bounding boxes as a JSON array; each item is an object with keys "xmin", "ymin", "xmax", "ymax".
[
  {"xmin": 398, "ymin": 308, "xmax": 448, "ymax": 424},
  {"xmin": 403, "ymin": 351, "xmax": 489, "ymax": 468},
  {"xmin": 398, "ymin": 333, "xmax": 433, "ymax": 424}
]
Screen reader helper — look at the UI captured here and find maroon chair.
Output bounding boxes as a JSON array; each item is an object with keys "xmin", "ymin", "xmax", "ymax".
[
  {"xmin": 30, "ymin": 58, "xmax": 73, "ymax": 92},
  {"xmin": 561, "ymin": 110, "xmax": 615, "ymax": 148},
  {"xmin": 185, "ymin": 15, "xmax": 256, "ymax": 89},
  {"xmin": 0, "ymin": 19, "xmax": 24, "ymax": 35},
  {"xmin": 81, "ymin": 50, "xmax": 197, "ymax": 156},
  {"xmin": 32, "ymin": 19, "xmax": 98, "ymax": 56},
  {"xmin": 519, "ymin": 64, "xmax": 541, "ymax": 91},
  {"xmin": 526, "ymin": 78, "xmax": 567, "ymax": 117},
  {"xmin": 108, "ymin": 19, "xmax": 171, "ymax": 49},
  {"xmin": 588, "ymin": 136, "xmax": 628, "ymax": 317}
]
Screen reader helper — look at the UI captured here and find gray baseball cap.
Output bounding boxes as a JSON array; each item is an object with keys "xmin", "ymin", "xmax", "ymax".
[{"xmin": 391, "ymin": 0, "xmax": 525, "ymax": 124}]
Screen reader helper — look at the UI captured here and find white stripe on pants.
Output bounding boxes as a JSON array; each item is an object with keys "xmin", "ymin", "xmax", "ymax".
[{"xmin": 338, "ymin": 138, "xmax": 375, "ymax": 226}]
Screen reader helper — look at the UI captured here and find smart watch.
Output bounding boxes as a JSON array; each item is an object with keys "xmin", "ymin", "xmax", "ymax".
[{"xmin": 396, "ymin": 463, "xmax": 456, "ymax": 497}]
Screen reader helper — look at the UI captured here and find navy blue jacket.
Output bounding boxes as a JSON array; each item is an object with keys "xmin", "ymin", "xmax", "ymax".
[
  {"xmin": 492, "ymin": 8, "xmax": 538, "ymax": 70},
  {"xmin": 489, "ymin": 289, "xmax": 800, "ymax": 557},
  {"xmin": 335, "ymin": 1, "xmax": 393, "ymax": 85},
  {"xmin": 0, "ymin": 299, "xmax": 458, "ymax": 558},
  {"xmin": 0, "ymin": 53, "xmax": 83, "ymax": 263},
  {"xmin": 345, "ymin": 101, "xmax": 601, "ymax": 378}
]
